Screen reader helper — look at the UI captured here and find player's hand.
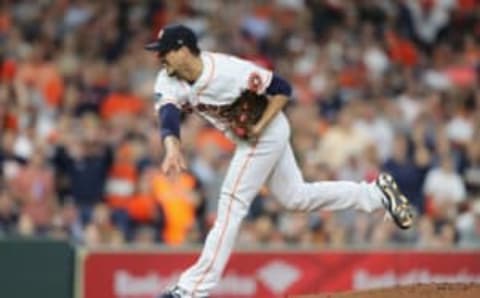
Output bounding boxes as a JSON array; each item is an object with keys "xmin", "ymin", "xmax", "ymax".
[
  {"xmin": 162, "ymin": 151, "xmax": 186, "ymax": 179},
  {"xmin": 161, "ymin": 136, "xmax": 186, "ymax": 179}
]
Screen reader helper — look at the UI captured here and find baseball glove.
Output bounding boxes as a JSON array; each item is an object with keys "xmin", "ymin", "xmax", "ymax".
[{"xmin": 222, "ymin": 90, "xmax": 268, "ymax": 140}]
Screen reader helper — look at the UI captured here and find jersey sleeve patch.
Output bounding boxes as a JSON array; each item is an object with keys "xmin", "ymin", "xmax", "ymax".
[
  {"xmin": 248, "ymin": 72, "xmax": 263, "ymax": 93},
  {"xmin": 153, "ymin": 71, "xmax": 188, "ymax": 111}
]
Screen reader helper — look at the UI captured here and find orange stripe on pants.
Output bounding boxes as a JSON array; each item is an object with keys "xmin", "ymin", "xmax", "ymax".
[{"xmin": 191, "ymin": 145, "xmax": 257, "ymax": 296}]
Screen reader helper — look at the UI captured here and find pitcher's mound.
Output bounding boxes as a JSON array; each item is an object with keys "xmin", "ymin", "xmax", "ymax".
[{"xmin": 292, "ymin": 283, "xmax": 480, "ymax": 298}]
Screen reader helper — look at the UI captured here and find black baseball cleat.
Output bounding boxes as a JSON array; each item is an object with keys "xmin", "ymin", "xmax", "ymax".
[
  {"xmin": 158, "ymin": 286, "xmax": 183, "ymax": 298},
  {"xmin": 158, "ymin": 286, "xmax": 209, "ymax": 298},
  {"xmin": 376, "ymin": 172, "xmax": 414, "ymax": 229},
  {"xmin": 158, "ymin": 292, "xmax": 181, "ymax": 298}
]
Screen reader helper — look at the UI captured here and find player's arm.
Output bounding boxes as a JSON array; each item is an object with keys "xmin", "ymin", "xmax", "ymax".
[
  {"xmin": 158, "ymin": 103, "xmax": 186, "ymax": 177},
  {"xmin": 251, "ymin": 74, "xmax": 292, "ymax": 137}
]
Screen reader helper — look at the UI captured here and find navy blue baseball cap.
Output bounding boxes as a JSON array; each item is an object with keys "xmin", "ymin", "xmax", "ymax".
[{"xmin": 144, "ymin": 25, "xmax": 198, "ymax": 55}]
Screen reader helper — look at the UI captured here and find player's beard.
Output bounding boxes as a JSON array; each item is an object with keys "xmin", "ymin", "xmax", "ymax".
[
  {"xmin": 166, "ymin": 67, "xmax": 176, "ymax": 77},
  {"xmin": 167, "ymin": 61, "xmax": 192, "ymax": 82},
  {"xmin": 167, "ymin": 66, "xmax": 185, "ymax": 80},
  {"xmin": 168, "ymin": 68, "xmax": 188, "ymax": 82}
]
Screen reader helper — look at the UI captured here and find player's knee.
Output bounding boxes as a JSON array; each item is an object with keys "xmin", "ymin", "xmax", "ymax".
[
  {"xmin": 276, "ymin": 186, "xmax": 308, "ymax": 211},
  {"xmin": 217, "ymin": 191, "xmax": 250, "ymax": 219},
  {"xmin": 284, "ymin": 198, "xmax": 312, "ymax": 211},
  {"xmin": 282, "ymin": 199, "xmax": 301, "ymax": 211},
  {"xmin": 277, "ymin": 192, "xmax": 301, "ymax": 211}
]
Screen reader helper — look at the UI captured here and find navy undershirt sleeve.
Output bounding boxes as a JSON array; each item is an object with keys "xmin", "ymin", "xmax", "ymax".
[
  {"xmin": 265, "ymin": 74, "xmax": 292, "ymax": 97},
  {"xmin": 158, "ymin": 103, "xmax": 181, "ymax": 140}
]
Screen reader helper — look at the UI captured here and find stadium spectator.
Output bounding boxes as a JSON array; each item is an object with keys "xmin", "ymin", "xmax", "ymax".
[
  {"xmin": 423, "ymin": 153, "xmax": 467, "ymax": 218},
  {"xmin": 0, "ymin": 0, "xmax": 479, "ymax": 249},
  {"xmin": 9, "ymin": 149, "xmax": 55, "ymax": 233},
  {"xmin": 315, "ymin": 105, "xmax": 373, "ymax": 170},
  {"xmin": 52, "ymin": 121, "xmax": 113, "ymax": 224},
  {"xmin": 382, "ymin": 133, "xmax": 430, "ymax": 213},
  {"xmin": 464, "ymin": 137, "xmax": 480, "ymax": 195},
  {"xmin": 0, "ymin": 189, "xmax": 17, "ymax": 236}
]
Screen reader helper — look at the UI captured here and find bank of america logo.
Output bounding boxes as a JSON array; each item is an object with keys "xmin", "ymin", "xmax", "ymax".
[{"xmin": 256, "ymin": 260, "xmax": 301, "ymax": 294}]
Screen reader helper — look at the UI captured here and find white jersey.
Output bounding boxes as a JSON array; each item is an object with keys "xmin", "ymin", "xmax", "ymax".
[
  {"xmin": 153, "ymin": 51, "xmax": 273, "ymax": 131},
  {"xmin": 154, "ymin": 52, "xmax": 397, "ymax": 298}
]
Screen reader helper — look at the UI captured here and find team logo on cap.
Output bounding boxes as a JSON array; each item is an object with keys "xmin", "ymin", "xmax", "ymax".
[{"xmin": 157, "ymin": 29, "xmax": 164, "ymax": 39}]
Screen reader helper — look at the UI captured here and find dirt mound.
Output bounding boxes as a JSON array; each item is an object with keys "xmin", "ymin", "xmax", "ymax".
[{"xmin": 292, "ymin": 283, "xmax": 480, "ymax": 298}]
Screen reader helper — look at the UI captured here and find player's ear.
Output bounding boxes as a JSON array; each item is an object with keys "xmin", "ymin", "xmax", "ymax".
[{"xmin": 179, "ymin": 46, "xmax": 188, "ymax": 55}]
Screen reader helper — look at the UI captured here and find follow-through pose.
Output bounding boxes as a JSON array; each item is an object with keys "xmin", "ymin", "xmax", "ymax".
[{"xmin": 145, "ymin": 25, "xmax": 413, "ymax": 298}]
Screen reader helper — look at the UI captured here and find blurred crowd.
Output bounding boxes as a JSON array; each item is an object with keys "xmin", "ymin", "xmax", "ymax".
[{"xmin": 1, "ymin": 0, "xmax": 480, "ymax": 249}]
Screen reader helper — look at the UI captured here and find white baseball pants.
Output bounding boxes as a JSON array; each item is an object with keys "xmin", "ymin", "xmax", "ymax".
[{"xmin": 176, "ymin": 112, "xmax": 384, "ymax": 297}]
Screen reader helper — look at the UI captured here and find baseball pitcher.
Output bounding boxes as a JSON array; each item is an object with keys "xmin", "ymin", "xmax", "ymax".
[{"xmin": 145, "ymin": 25, "xmax": 414, "ymax": 298}]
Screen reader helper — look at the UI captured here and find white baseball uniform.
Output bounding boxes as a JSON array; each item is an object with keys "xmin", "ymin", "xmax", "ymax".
[{"xmin": 154, "ymin": 51, "xmax": 385, "ymax": 297}]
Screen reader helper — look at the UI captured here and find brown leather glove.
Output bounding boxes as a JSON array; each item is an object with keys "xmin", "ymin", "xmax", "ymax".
[{"xmin": 223, "ymin": 90, "xmax": 268, "ymax": 140}]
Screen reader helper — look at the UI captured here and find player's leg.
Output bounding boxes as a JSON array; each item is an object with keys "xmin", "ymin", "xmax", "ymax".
[
  {"xmin": 266, "ymin": 143, "xmax": 413, "ymax": 228},
  {"xmin": 174, "ymin": 116, "xmax": 290, "ymax": 297}
]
